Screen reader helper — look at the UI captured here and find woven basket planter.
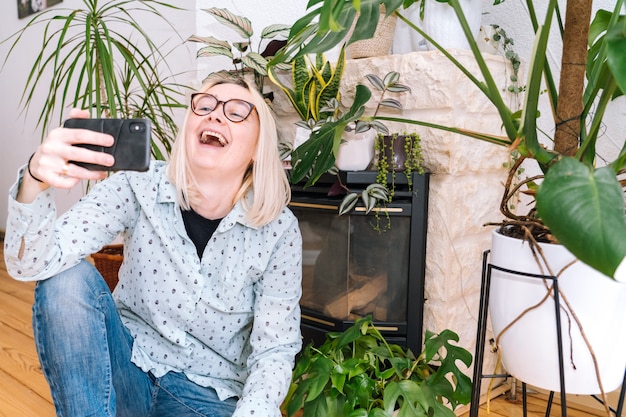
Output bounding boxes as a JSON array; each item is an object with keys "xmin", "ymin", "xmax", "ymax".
[
  {"xmin": 347, "ymin": 6, "xmax": 398, "ymax": 59},
  {"xmin": 91, "ymin": 244, "xmax": 123, "ymax": 291}
]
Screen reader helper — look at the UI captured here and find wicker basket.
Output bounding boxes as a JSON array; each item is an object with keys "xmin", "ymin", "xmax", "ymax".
[
  {"xmin": 91, "ymin": 244, "xmax": 123, "ymax": 291},
  {"xmin": 347, "ymin": 6, "xmax": 398, "ymax": 59}
]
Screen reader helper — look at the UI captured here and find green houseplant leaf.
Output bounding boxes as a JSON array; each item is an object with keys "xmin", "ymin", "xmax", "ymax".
[
  {"xmin": 536, "ymin": 157, "xmax": 626, "ymax": 278},
  {"xmin": 204, "ymin": 7, "xmax": 253, "ymax": 39},
  {"xmin": 605, "ymin": 15, "xmax": 626, "ymax": 95},
  {"xmin": 282, "ymin": 316, "xmax": 472, "ymax": 417}
]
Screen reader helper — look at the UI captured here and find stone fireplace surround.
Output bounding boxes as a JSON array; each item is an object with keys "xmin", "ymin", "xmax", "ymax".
[{"xmin": 266, "ymin": 49, "xmax": 513, "ymax": 393}]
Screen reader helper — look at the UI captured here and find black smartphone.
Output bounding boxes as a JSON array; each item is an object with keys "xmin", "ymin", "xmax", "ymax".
[{"xmin": 63, "ymin": 118, "xmax": 151, "ymax": 172}]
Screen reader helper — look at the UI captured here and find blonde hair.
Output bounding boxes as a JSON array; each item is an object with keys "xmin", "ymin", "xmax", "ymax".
[{"xmin": 167, "ymin": 72, "xmax": 290, "ymax": 227}]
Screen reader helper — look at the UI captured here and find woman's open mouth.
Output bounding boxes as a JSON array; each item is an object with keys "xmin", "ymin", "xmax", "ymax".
[{"xmin": 200, "ymin": 131, "xmax": 228, "ymax": 147}]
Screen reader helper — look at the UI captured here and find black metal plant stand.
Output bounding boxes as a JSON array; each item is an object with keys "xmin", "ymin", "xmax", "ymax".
[{"xmin": 470, "ymin": 250, "xmax": 626, "ymax": 417}]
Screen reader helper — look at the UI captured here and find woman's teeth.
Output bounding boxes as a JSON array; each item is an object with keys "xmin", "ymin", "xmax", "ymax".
[{"xmin": 200, "ymin": 131, "xmax": 228, "ymax": 146}]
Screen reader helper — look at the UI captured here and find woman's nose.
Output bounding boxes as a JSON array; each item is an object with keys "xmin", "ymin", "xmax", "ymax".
[{"xmin": 206, "ymin": 102, "xmax": 227, "ymax": 122}]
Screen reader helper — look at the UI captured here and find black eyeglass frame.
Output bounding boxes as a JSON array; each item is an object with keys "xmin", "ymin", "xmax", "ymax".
[{"xmin": 190, "ymin": 93, "xmax": 256, "ymax": 123}]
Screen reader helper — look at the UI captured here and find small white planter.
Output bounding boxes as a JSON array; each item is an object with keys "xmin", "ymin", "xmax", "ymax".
[
  {"xmin": 293, "ymin": 126, "xmax": 311, "ymax": 150},
  {"xmin": 335, "ymin": 129, "xmax": 376, "ymax": 171},
  {"xmin": 489, "ymin": 229, "xmax": 626, "ymax": 394}
]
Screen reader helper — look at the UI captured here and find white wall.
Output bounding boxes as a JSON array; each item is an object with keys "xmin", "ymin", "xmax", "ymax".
[{"xmin": 1, "ymin": 0, "xmax": 624, "ymax": 228}]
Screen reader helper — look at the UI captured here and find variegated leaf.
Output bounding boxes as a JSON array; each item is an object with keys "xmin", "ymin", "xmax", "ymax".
[
  {"xmin": 365, "ymin": 74, "xmax": 385, "ymax": 91},
  {"xmin": 339, "ymin": 193, "xmax": 359, "ymax": 215},
  {"xmin": 383, "ymin": 71, "xmax": 400, "ymax": 85},
  {"xmin": 197, "ymin": 45, "xmax": 233, "ymax": 59},
  {"xmin": 242, "ymin": 52, "xmax": 268, "ymax": 75},
  {"xmin": 261, "ymin": 24, "xmax": 291, "ymax": 39},
  {"xmin": 380, "ymin": 98, "xmax": 402, "ymax": 110},
  {"xmin": 366, "ymin": 183, "xmax": 390, "ymax": 201},
  {"xmin": 369, "ymin": 120, "xmax": 389, "ymax": 135},
  {"xmin": 187, "ymin": 35, "xmax": 231, "ymax": 49},
  {"xmin": 387, "ymin": 84, "xmax": 411, "ymax": 93},
  {"xmin": 233, "ymin": 42, "xmax": 250, "ymax": 53},
  {"xmin": 354, "ymin": 121, "xmax": 372, "ymax": 133},
  {"xmin": 361, "ymin": 189, "xmax": 376, "ymax": 213},
  {"xmin": 295, "ymin": 120, "xmax": 313, "ymax": 129},
  {"xmin": 205, "ymin": 7, "xmax": 253, "ymax": 39}
]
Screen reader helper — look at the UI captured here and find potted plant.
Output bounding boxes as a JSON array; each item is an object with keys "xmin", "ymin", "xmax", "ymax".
[
  {"xmin": 269, "ymin": 51, "xmax": 415, "ymax": 222},
  {"xmin": 282, "ymin": 315, "xmax": 472, "ymax": 417},
  {"xmin": 187, "ymin": 7, "xmax": 291, "ymax": 98},
  {"xmin": 1, "ymin": 0, "xmax": 189, "ymax": 287},
  {"xmin": 268, "ymin": 43, "xmax": 347, "ymax": 158},
  {"xmin": 271, "ymin": 67, "xmax": 412, "ymax": 219},
  {"xmin": 271, "ymin": 0, "xmax": 626, "ymax": 404},
  {"xmin": 1, "ymin": 0, "xmax": 186, "ymax": 157},
  {"xmin": 339, "ymin": 131, "xmax": 424, "ymax": 232},
  {"xmin": 374, "ymin": 131, "xmax": 424, "ymax": 199}
]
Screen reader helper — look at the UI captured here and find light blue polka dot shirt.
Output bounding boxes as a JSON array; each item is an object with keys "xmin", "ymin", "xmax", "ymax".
[{"xmin": 5, "ymin": 161, "xmax": 303, "ymax": 417}]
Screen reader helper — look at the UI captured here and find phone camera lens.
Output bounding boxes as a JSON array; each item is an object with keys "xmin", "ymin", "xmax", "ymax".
[{"xmin": 130, "ymin": 122, "xmax": 146, "ymax": 133}]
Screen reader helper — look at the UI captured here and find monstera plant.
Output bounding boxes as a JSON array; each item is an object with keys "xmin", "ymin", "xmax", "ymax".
[{"xmin": 282, "ymin": 315, "xmax": 472, "ymax": 417}]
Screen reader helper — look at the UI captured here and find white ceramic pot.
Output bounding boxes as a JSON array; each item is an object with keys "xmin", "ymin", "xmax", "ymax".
[
  {"xmin": 392, "ymin": 4, "xmax": 426, "ymax": 53},
  {"xmin": 489, "ymin": 229, "xmax": 626, "ymax": 394},
  {"xmin": 421, "ymin": 0, "xmax": 482, "ymax": 50},
  {"xmin": 335, "ymin": 129, "xmax": 376, "ymax": 171},
  {"xmin": 293, "ymin": 126, "xmax": 311, "ymax": 149}
]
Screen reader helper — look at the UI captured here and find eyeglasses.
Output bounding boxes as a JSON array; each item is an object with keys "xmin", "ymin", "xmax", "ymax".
[{"xmin": 190, "ymin": 93, "xmax": 256, "ymax": 123}]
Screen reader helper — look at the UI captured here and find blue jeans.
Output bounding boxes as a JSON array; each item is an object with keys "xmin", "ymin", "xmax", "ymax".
[{"xmin": 32, "ymin": 260, "xmax": 237, "ymax": 417}]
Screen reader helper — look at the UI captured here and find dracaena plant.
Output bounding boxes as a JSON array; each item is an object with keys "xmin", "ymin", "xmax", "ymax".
[
  {"xmin": 1, "ymin": 0, "xmax": 186, "ymax": 161},
  {"xmin": 187, "ymin": 7, "xmax": 291, "ymax": 96},
  {"xmin": 282, "ymin": 315, "xmax": 472, "ymax": 417},
  {"xmin": 271, "ymin": 0, "xmax": 626, "ymax": 281}
]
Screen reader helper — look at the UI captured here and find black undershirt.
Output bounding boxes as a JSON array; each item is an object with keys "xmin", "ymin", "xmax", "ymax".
[{"xmin": 181, "ymin": 208, "xmax": 222, "ymax": 258}]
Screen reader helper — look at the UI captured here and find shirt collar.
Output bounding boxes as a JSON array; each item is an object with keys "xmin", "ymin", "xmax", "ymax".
[{"xmin": 154, "ymin": 164, "xmax": 256, "ymax": 230}]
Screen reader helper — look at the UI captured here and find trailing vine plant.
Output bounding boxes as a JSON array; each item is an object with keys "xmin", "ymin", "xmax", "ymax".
[{"xmin": 369, "ymin": 131, "xmax": 424, "ymax": 232}]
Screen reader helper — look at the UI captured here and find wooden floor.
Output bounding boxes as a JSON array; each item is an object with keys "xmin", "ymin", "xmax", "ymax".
[{"xmin": 0, "ymin": 243, "xmax": 620, "ymax": 416}]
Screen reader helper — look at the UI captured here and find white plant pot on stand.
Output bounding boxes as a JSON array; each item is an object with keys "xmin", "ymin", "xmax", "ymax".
[{"xmin": 488, "ymin": 229, "xmax": 626, "ymax": 394}]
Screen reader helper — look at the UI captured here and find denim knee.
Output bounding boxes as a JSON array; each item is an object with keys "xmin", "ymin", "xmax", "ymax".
[{"xmin": 33, "ymin": 260, "xmax": 112, "ymax": 328}]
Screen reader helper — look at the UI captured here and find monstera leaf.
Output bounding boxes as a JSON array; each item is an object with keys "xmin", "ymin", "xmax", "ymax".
[{"xmin": 536, "ymin": 157, "xmax": 626, "ymax": 279}]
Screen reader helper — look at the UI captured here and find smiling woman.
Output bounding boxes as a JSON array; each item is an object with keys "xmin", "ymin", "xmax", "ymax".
[{"xmin": 4, "ymin": 71, "xmax": 301, "ymax": 417}]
